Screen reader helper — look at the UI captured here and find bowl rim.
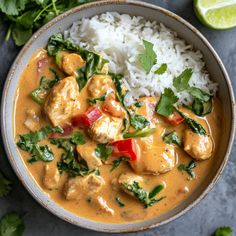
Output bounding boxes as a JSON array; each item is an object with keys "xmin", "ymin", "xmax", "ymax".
[{"xmin": 1, "ymin": 0, "xmax": 235, "ymax": 233}]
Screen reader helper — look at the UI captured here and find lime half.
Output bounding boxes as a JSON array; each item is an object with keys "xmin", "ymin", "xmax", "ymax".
[{"xmin": 194, "ymin": 0, "xmax": 236, "ymax": 29}]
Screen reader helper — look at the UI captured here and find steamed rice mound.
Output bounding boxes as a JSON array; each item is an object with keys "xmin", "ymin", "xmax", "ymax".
[{"xmin": 64, "ymin": 12, "xmax": 218, "ymax": 106}]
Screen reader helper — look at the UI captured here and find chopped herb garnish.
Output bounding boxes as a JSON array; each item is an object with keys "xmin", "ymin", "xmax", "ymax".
[
  {"xmin": 134, "ymin": 101, "xmax": 143, "ymax": 108},
  {"xmin": 130, "ymin": 114, "xmax": 150, "ymax": 130},
  {"xmin": 213, "ymin": 226, "xmax": 233, "ymax": 236},
  {"xmin": 154, "ymin": 63, "xmax": 167, "ymax": 75},
  {"xmin": 95, "ymin": 144, "xmax": 113, "ymax": 161},
  {"xmin": 0, "ymin": 171, "xmax": 12, "ymax": 198},
  {"xmin": 173, "ymin": 68, "xmax": 193, "ymax": 92},
  {"xmin": 148, "ymin": 184, "xmax": 165, "ymax": 199},
  {"xmin": 70, "ymin": 131, "xmax": 86, "ymax": 145},
  {"xmin": 115, "ymin": 197, "xmax": 125, "ymax": 207},
  {"xmin": 163, "ymin": 131, "xmax": 182, "ymax": 147},
  {"xmin": 139, "ymin": 40, "xmax": 157, "ymax": 73},
  {"xmin": 177, "ymin": 110, "xmax": 206, "ymax": 135},
  {"xmin": 110, "ymin": 157, "xmax": 130, "ymax": 172},
  {"xmin": 123, "ymin": 181, "xmax": 165, "ymax": 208},
  {"xmin": 88, "ymin": 92, "xmax": 108, "ymax": 104},
  {"xmin": 156, "ymin": 88, "xmax": 178, "ymax": 117},
  {"xmin": 28, "ymin": 144, "xmax": 54, "ymax": 163},
  {"xmin": 0, "ymin": 212, "xmax": 25, "ymax": 236},
  {"xmin": 188, "ymin": 87, "xmax": 211, "ymax": 102},
  {"xmin": 123, "ymin": 128, "xmax": 155, "ymax": 139},
  {"xmin": 178, "ymin": 160, "xmax": 196, "ymax": 178}
]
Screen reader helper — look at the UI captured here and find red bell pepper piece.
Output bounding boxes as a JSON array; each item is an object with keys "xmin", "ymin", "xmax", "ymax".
[
  {"xmin": 49, "ymin": 124, "xmax": 73, "ymax": 138},
  {"xmin": 165, "ymin": 111, "xmax": 184, "ymax": 126},
  {"xmin": 109, "ymin": 138, "xmax": 137, "ymax": 161},
  {"xmin": 71, "ymin": 106, "xmax": 102, "ymax": 128}
]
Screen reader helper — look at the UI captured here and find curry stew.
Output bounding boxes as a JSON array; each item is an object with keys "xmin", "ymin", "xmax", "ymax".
[{"xmin": 14, "ymin": 38, "xmax": 221, "ymax": 223}]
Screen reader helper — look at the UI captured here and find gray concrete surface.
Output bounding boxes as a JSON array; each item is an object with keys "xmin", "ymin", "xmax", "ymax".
[{"xmin": 0, "ymin": 0, "xmax": 235, "ymax": 235}]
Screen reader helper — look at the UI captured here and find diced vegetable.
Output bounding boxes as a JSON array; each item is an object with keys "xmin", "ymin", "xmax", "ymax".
[
  {"xmin": 71, "ymin": 106, "xmax": 102, "ymax": 128},
  {"xmin": 109, "ymin": 138, "xmax": 137, "ymax": 161},
  {"xmin": 165, "ymin": 111, "xmax": 184, "ymax": 126}
]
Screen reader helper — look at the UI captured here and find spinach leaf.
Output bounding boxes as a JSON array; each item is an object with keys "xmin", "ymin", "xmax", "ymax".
[
  {"xmin": 110, "ymin": 157, "xmax": 130, "ymax": 172},
  {"xmin": 130, "ymin": 114, "xmax": 150, "ymax": 130},
  {"xmin": 188, "ymin": 87, "xmax": 211, "ymax": 102},
  {"xmin": 115, "ymin": 197, "xmax": 125, "ymax": 207},
  {"xmin": 95, "ymin": 144, "xmax": 113, "ymax": 161},
  {"xmin": 123, "ymin": 128, "xmax": 155, "ymax": 139},
  {"xmin": 213, "ymin": 226, "xmax": 233, "ymax": 236},
  {"xmin": 163, "ymin": 131, "xmax": 182, "ymax": 147},
  {"xmin": 123, "ymin": 181, "xmax": 165, "ymax": 208},
  {"xmin": 173, "ymin": 68, "xmax": 193, "ymax": 92},
  {"xmin": 28, "ymin": 144, "xmax": 54, "ymax": 163},
  {"xmin": 177, "ymin": 110, "xmax": 206, "ymax": 135},
  {"xmin": 154, "ymin": 63, "xmax": 167, "ymax": 75},
  {"xmin": 178, "ymin": 160, "xmax": 196, "ymax": 178},
  {"xmin": 0, "ymin": 171, "xmax": 12, "ymax": 198},
  {"xmin": 88, "ymin": 92, "xmax": 107, "ymax": 105},
  {"xmin": 139, "ymin": 40, "xmax": 157, "ymax": 73},
  {"xmin": 0, "ymin": 212, "xmax": 25, "ymax": 236},
  {"xmin": 156, "ymin": 88, "xmax": 178, "ymax": 116},
  {"xmin": 148, "ymin": 184, "xmax": 164, "ymax": 199},
  {"xmin": 30, "ymin": 69, "xmax": 60, "ymax": 104},
  {"xmin": 70, "ymin": 131, "xmax": 86, "ymax": 145}
]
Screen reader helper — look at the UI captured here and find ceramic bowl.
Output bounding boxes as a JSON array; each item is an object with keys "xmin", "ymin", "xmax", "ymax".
[{"xmin": 1, "ymin": 0, "xmax": 235, "ymax": 233}]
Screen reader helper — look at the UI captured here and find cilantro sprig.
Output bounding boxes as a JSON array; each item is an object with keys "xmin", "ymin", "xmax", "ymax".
[
  {"xmin": 178, "ymin": 160, "xmax": 197, "ymax": 179},
  {"xmin": 0, "ymin": 172, "xmax": 12, "ymax": 198}
]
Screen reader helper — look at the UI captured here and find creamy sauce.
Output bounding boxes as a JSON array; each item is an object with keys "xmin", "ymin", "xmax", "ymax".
[{"xmin": 14, "ymin": 49, "xmax": 222, "ymax": 223}]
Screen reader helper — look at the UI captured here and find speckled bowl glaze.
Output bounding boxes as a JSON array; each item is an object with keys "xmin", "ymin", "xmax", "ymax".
[{"xmin": 1, "ymin": 0, "xmax": 235, "ymax": 233}]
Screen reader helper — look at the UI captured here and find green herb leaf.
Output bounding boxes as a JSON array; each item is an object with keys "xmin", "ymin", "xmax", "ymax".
[
  {"xmin": 177, "ymin": 110, "xmax": 206, "ymax": 135},
  {"xmin": 88, "ymin": 93, "xmax": 107, "ymax": 104},
  {"xmin": 123, "ymin": 128, "xmax": 155, "ymax": 139},
  {"xmin": 173, "ymin": 68, "xmax": 193, "ymax": 92},
  {"xmin": 139, "ymin": 40, "xmax": 157, "ymax": 73},
  {"xmin": 163, "ymin": 131, "xmax": 182, "ymax": 147},
  {"xmin": 0, "ymin": 171, "xmax": 12, "ymax": 198},
  {"xmin": 30, "ymin": 144, "xmax": 54, "ymax": 162},
  {"xmin": 71, "ymin": 132, "xmax": 86, "ymax": 145},
  {"xmin": 123, "ymin": 181, "xmax": 165, "ymax": 208},
  {"xmin": 178, "ymin": 160, "xmax": 196, "ymax": 178},
  {"xmin": 12, "ymin": 26, "xmax": 32, "ymax": 46},
  {"xmin": 154, "ymin": 63, "xmax": 167, "ymax": 75},
  {"xmin": 130, "ymin": 114, "xmax": 150, "ymax": 130},
  {"xmin": 95, "ymin": 144, "xmax": 113, "ymax": 161},
  {"xmin": 110, "ymin": 157, "xmax": 130, "ymax": 172},
  {"xmin": 0, "ymin": 212, "xmax": 25, "ymax": 236},
  {"xmin": 156, "ymin": 88, "xmax": 178, "ymax": 117},
  {"xmin": 115, "ymin": 197, "xmax": 125, "ymax": 207},
  {"xmin": 134, "ymin": 101, "xmax": 143, "ymax": 108},
  {"xmin": 188, "ymin": 87, "xmax": 211, "ymax": 102},
  {"xmin": 213, "ymin": 226, "xmax": 233, "ymax": 236},
  {"xmin": 148, "ymin": 184, "xmax": 164, "ymax": 199},
  {"xmin": 0, "ymin": 0, "xmax": 27, "ymax": 16},
  {"xmin": 191, "ymin": 98, "xmax": 212, "ymax": 116}
]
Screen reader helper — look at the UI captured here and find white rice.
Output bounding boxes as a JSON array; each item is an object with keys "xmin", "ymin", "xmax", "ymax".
[{"xmin": 64, "ymin": 12, "xmax": 218, "ymax": 106}]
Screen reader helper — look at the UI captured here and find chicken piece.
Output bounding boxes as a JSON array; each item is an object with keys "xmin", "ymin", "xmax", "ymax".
[
  {"xmin": 76, "ymin": 141, "xmax": 102, "ymax": 169},
  {"xmin": 101, "ymin": 93, "xmax": 126, "ymax": 118},
  {"xmin": 87, "ymin": 74, "xmax": 114, "ymax": 98},
  {"xmin": 24, "ymin": 109, "xmax": 40, "ymax": 131},
  {"xmin": 129, "ymin": 138, "xmax": 176, "ymax": 175},
  {"xmin": 64, "ymin": 174, "xmax": 105, "ymax": 201},
  {"xmin": 183, "ymin": 129, "xmax": 213, "ymax": 160},
  {"xmin": 118, "ymin": 172, "xmax": 143, "ymax": 196},
  {"xmin": 88, "ymin": 115, "xmax": 123, "ymax": 143},
  {"xmin": 44, "ymin": 76, "xmax": 80, "ymax": 126},
  {"xmin": 61, "ymin": 53, "xmax": 85, "ymax": 76},
  {"xmin": 43, "ymin": 164, "xmax": 60, "ymax": 190},
  {"xmin": 92, "ymin": 196, "xmax": 114, "ymax": 215}
]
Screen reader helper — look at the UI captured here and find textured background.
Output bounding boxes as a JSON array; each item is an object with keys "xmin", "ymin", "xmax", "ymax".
[{"xmin": 0, "ymin": 0, "xmax": 236, "ymax": 235}]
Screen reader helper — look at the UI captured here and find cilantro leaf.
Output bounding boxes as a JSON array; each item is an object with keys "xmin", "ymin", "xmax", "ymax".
[
  {"xmin": 0, "ymin": 0, "xmax": 27, "ymax": 16},
  {"xmin": 123, "ymin": 181, "xmax": 165, "ymax": 208},
  {"xmin": 88, "ymin": 93, "xmax": 107, "ymax": 105},
  {"xmin": 0, "ymin": 172, "xmax": 12, "ymax": 198},
  {"xmin": 173, "ymin": 68, "xmax": 193, "ymax": 92},
  {"xmin": 12, "ymin": 26, "xmax": 32, "ymax": 47},
  {"xmin": 71, "ymin": 131, "xmax": 86, "ymax": 145},
  {"xmin": 178, "ymin": 160, "xmax": 196, "ymax": 178},
  {"xmin": 139, "ymin": 40, "xmax": 157, "ymax": 73},
  {"xmin": 156, "ymin": 88, "xmax": 178, "ymax": 116},
  {"xmin": 130, "ymin": 114, "xmax": 150, "ymax": 130},
  {"xmin": 163, "ymin": 131, "xmax": 182, "ymax": 147},
  {"xmin": 110, "ymin": 157, "xmax": 129, "ymax": 172},
  {"xmin": 213, "ymin": 226, "xmax": 233, "ymax": 236},
  {"xmin": 0, "ymin": 212, "xmax": 25, "ymax": 236},
  {"xmin": 95, "ymin": 144, "xmax": 113, "ymax": 161},
  {"xmin": 123, "ymin": 128, "xmax": 155, "ymax": 139},
  {"xmin": 177, "ymin": 110, "xmax": 206, "ymax": 135},
  {"xmin": 115, "ymin": 197, "xmax": 125, "ymax": 207},
  {"xmin": 154, "ymin": 63, "xmax": 167, "ymax": 75}
]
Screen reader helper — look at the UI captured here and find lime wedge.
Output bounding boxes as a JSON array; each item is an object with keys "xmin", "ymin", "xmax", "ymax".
[{"xmin": 194, "ymin": 0, "xmax": 236, "ymax": 29}]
